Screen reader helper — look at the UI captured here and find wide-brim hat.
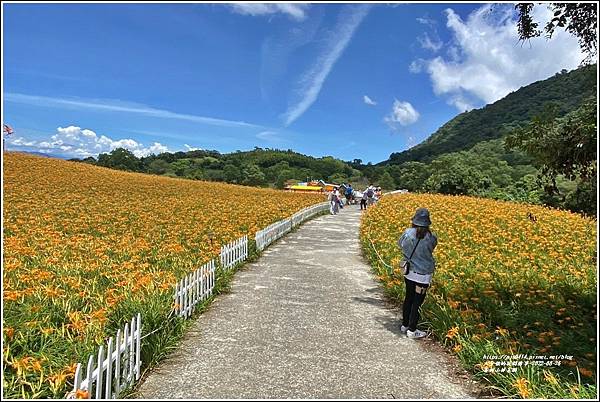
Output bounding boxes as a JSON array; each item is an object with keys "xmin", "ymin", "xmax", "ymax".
[{"xmin": 412, "ymin": 208, "xmax": 431, "ymax": 227}]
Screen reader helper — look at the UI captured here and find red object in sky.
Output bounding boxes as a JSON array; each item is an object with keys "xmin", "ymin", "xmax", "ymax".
[{"xmin": 3, "ymin": 124, "xmax": 14, "ymax": 136}]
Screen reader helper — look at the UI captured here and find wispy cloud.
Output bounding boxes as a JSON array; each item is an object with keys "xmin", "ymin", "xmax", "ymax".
[
  {"xmin": 363, "ymin": 95, "xmax": 377, "ymax": 106},
  {"xmin": 229, "ymin": 3, "xmax": 310, "ymax": 21},
  {"xmin": 281, "ymin": 4, "xmax": 372, "ymax": 126},
  {"xmin": 4, "ymin": 93, "xmax": 262, "ymax": 128},
  {"xmin": 416, "ymin": 16, "xmax": 437, "ymax": 27},
  {"xmin": 256, "ymin": 130, "xmax": 278, "ymax": 140},
  {"xmin": 417, "ymin": 32, "xmax": 443, "ymax": 52},
  {"xmin": 255, "ymin": 130, "xmax": 289, "ymax": 145}
]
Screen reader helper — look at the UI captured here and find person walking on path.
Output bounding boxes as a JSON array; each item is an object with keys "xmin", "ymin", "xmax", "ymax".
[
  {"xmin": 345, "ymin": 184, "xmax": 354, "ymax": 205},
  {"xmin": 360, "ymin": 190, "xmax": 368, "ymax": 210},
  {"xmin": 329, "ymin": 188, "xmax": 340, "ymax": 215},
  {"xmin": 397, "ymin": 208, "xmax": 437, "ymax": 339},
  {"xmin": 366, "ymin": 185, "xmax": 376, "ymax": 207}
]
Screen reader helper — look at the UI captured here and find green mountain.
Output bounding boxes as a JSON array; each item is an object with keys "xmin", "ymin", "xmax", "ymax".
[{"xmin": 385, "ymin": 64, "xmax": 597, "ymax": 165}]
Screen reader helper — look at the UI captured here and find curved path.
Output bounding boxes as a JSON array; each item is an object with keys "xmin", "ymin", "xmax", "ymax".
[{"xmin": 136, "ymin": 205, "xmax": 479, "ymax": 399}]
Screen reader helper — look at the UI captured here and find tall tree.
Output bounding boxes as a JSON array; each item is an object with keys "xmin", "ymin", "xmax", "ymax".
[{"xmin": 505, "ymin": 97, "xmax": 597, "ymax": 193}]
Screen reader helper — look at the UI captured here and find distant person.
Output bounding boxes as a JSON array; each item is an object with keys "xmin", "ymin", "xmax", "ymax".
[
  {"xmin": 328, "ymin": 189, "xmax": 339, "ymax": 215},
  {"xmin": 329, "ymin": 187, "xmax": 341, "ymax": 215},
  {"xmin": 397, "ymin": 208, "xmax": 437, "ymax": 339},
  {"xmin": 366, "ymin": 184, "xmax": 376, "ymax": 206},
  {"xmin": 336, "ymin": 187, "xmax": 345, "ymax": 209},
  {"xmin": 345, "ymin": 184, "xmax": 354, "ymax": 205},
  {"xmin": 360, "ymin": 190, "xmax": 368, "ymax": 210}
]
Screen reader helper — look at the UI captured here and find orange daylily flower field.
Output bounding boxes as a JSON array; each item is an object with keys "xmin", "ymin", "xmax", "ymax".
[
  {"xmin": 360, "ymin": 193, "xmax": 597, "ymax": 398},
  {"xmin": 2, "ymin": 152, "xmax": 325, "ymax": 398}
]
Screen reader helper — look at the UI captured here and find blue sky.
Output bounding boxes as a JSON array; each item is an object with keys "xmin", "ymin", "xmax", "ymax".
[{"xmin": 2, "ymin": 2, "xmax": 584, "ymax": 163}]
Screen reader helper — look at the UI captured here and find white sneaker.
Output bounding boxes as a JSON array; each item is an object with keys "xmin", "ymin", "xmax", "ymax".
[
  {"xmin": 400, "ymin": 325, "xmax": 409, "ymax": 333},
  {"xmin": 406, "ymin": 329, "xmax": 427, "ymax": 339}
]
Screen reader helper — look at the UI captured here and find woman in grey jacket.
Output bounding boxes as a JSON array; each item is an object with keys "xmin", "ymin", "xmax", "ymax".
[{"xmin": 397, "ymin": 208, "xmax": 437, "ymax": 339}]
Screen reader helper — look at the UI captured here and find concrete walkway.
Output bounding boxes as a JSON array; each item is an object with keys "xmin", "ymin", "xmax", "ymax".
[{"xmin": 136, "ymin": 205, "xmax": 479, "ymax": 399}]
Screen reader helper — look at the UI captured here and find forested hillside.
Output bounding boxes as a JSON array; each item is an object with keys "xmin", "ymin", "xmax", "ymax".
[
  {"xmin": 72, "ymin": 148, "xmax": 364, "ymax": 189},
  {"xmin": 385, "ymin": 64, "xmax": 597, "ymax": 165}
]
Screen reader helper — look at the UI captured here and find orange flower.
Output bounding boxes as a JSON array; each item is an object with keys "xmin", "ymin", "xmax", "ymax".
[
  {"xmin": 513, "ymin": 378, "xmax": 531, "ymax": 398},
  {"xmin": 446, "ymin": 326, "xmax": 459, "ymax": 340},
  {"xmin": 4, "ymin": 327, "xmax": 15, "ymax": 340},
  {"xmin": 495, "ymin": 327, "xmax": 509, "ymax": 337},
  {"xmin": 543, "ymin": 370, "xmax": 558, "ymax": 385}
]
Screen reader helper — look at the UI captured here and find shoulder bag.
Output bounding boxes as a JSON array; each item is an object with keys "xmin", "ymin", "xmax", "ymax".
[{"xmin": 400, "ymin": 237, "xmax": 421, "ymax": 275}]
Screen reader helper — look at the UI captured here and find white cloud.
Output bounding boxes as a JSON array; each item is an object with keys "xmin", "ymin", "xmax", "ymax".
[
  {"xmin": 184, "ymin": 144, "xmax": 200, "ymax": 152},
  {"xmin": 363, "ymin": 95, "xmax": 377, "ymax": 106},
  {"xmin": 8, "ymin": 136, "xmax": 37, "ymax": 147},
  {"xmin": 384, "ymin": 100, "xmax": 420, "ymax": 129},
  {"xmin": 448, "ymin": 94, "xmax": 476, "ymax": 113},
  {"xmin": 281, "ymin": 4, "xmax": 372, "ymax": 126},
  {"xmin": 229, "ymin": 3, "xmax": 310, "ymax": 21},
  {"xmin": 7, "ymin": 125, "xmax": 171, "ymax": 158},
  {"xmin": 417, "ymin": 32, "xmax": 443, "ymax": 52},
  {"xmin": 4, "ymin": 93, "xmax": 261, "ymax": 128},
  {"xmin": 414, "ymin": 4, "xmax": 585, "ymax": 111}
]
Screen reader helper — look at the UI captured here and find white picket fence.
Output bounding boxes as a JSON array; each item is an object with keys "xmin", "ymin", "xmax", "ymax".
[
  {"xmin": 173, "ymin": 234, "xmax": 248, "ymax": 318},
  {"xmin": 256, "ymin": 202, "xmax": 329, "ymax": 251},
  {"xmin": 69, "ymin": 202, "xmax": 328, "ymax": 398},
  {"xmin": 255, "ymin": 218, "xmax": 292, "ymax": 252},
  {"xmin": 70, "ymin": 314, "xmax": 141, "ymax": 399},
  {"xmin": 220, "ymin": 234, "xmax": 248, "ymax": 269},
  {"xmin": 173, "ymin": 259, "xmax": 216, "ymax": 318},
  {"xmin": 291, "ymin": 202, "xmax": 330, "ymax": 228}
]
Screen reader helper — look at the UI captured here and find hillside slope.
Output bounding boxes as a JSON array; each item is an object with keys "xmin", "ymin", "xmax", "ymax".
[{"xmin": 385, "ymin": 64, "xmax": 597, "ymax": 165}]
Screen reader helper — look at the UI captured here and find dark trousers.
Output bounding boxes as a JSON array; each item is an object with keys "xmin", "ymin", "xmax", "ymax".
[
  {"xmin": 402, "ymin": 278, "xmax": 429, "ymax": 331},
  {"xmin": 360, "ymin": 199, "xmax": 367, "ymax": 209}
]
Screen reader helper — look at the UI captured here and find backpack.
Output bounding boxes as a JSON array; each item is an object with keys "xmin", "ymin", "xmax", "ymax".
[
  {"xmin": 367, "ymin": 188, "xmax": 374, "ymax": 198},
  {"xmin": 345, "ymin": 188, "xmax": 352, "ymax": 196}
]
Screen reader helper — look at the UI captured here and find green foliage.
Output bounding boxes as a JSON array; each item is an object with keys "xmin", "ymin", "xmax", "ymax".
[
  {"xmin": 148, "ymin": 159, "xmax": 170, "ymax": 175},
  {"xmin": 222, "ymin": 164, "xmax": 242, "ymax": 184},
  {"xmin": 328, "ymin": 173, "xmax": 348, "ymax": 184},
  {"xmin": 241, "ymin": 163, "xmax": 266, "ymax": 186},
  {"xmin": 73, "ymin": 147, "xmax": 362, "ymax": 190},
  {"xmin": 424, "ymin": 154, "xmax": 492, "ymax": 196},
  {"xmin": 377, "ymin": 171, "xmax": 395, "ymax": 190},
  {"xmin": 97, "ymin": 148, "xmax": 141, "ymax": 172},
  {"xmin": 506, "ymin": 97, "xmax": 597, "ymax": 189}
]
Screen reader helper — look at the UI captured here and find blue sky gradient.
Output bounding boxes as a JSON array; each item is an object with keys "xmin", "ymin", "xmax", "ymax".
[{"xmin": 2, "ymin": 3, "xmax": 584, "ymax": 162}]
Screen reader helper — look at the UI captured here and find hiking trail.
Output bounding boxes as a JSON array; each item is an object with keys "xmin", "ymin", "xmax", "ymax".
[{"xmin": 136, "ymin": 205, "xmax": 481, "ymax": 399}]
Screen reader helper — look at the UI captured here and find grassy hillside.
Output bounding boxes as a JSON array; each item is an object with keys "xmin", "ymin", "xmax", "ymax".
[
  {"xmin": 385, "ymin": 64, "xmax": 597, "ymax": 165},
  {"xmin": 2, "ymin": 152, "xmax": 325, "ymax": 398}
]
